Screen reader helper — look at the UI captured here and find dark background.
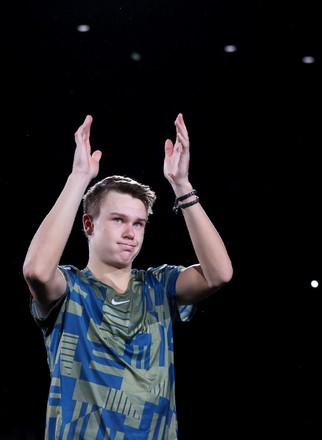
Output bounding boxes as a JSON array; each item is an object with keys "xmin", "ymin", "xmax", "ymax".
[{"xmin": 2, "ymin": 1, "xmax": 321, "ymax": 438}]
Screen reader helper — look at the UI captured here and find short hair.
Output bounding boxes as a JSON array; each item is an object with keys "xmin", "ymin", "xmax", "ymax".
[{"xmin": 82, "ymin": 175, "xmax": 157, "ymax": 219}]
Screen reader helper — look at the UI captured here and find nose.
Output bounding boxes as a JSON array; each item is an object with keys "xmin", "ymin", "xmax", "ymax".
[{"xmin": 123, "ymin": 223, "xmax": 135, "ymax": 239}]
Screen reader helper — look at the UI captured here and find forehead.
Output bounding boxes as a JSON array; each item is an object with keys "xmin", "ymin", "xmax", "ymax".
[{"xmin": 102, "ymin": 190, "xmax": 147, "ymax": 218}]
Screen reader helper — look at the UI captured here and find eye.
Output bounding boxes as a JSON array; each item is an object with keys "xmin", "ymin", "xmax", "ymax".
[{"xmin": 134, "ymin": 222, "xmax": 145, "ymax": 229}]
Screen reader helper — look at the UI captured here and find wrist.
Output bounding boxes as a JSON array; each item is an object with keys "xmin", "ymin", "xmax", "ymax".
[
  {"xmin": 173, "ymin": 189, "xmax": 199, "ymax": 214},
  {"xmin": 172, "ymin": 183, "xmax": 194, "ymax": 199}
]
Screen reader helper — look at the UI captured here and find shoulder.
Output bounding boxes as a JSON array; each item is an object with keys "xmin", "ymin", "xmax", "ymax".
[
  {"xmin": 58, "ymin": 264, "xmax": 87, "ymax": 283},
  {"xmin": 135, "ymin": 264, "xmax": 186, "ymax": 289},
  {"xmin": 141, "ymin": 264, "xmax": 185, "ymax": 278}
]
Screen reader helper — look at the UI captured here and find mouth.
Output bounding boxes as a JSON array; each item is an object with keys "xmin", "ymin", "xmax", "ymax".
[{"xmin": 118, "ymin": 243, "xmax": 135, "ymax": 251}]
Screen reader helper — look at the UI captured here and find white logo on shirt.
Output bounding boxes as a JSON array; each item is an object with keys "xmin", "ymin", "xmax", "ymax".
[{"xmin": 111, "ymin": 298, "xmax": 130, "ymax": 305}]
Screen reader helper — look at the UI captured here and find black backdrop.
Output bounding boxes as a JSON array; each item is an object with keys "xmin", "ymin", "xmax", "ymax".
[{"xmin": 2, "ymin": 1, "xmax": 321, "ymax": 438}]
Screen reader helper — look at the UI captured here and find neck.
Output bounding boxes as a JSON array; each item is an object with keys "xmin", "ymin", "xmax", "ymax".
[{"xmin": 87, "ymin": 262, "xmax": 132, "ymax": 293}]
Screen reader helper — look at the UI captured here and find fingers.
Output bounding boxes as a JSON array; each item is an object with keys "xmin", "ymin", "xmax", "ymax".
[
  {"xmin": 75, "ymin": 115, "xmax": 93, "ymax": 139},
  {"xmin": 174, "ymin": 113, "xmax": 189, "ymax": 147},
  {"xmin": 84, "ymin": 114, "xmax": 93, "ymax": 124},
  {"xmin": 175, "ymin": 113, "xmax": 187, "ymax": 133}
]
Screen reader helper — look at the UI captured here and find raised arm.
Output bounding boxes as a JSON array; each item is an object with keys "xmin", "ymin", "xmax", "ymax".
[
  {"xmin": 23, "ymin": 115, "xmax": 102, "ymax": 309},
  {"xmin": 163, "ymin": 113, "xmax": 233, "ymax": 305}
]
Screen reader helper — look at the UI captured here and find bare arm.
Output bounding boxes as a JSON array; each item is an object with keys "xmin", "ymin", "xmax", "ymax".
[
  {"xmin": 163, "ymin": 113, "xmax": 233, "ymax": 305},
  {"xmin": 23, "ymin": 115, "xmax": 102, "ymax": 310}
]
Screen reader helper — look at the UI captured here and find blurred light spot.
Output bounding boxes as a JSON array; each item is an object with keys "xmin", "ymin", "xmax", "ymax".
[
  {"xmin": 311, "ymin": 280, "xmax": 319, "ymax": 288},
  {"xmin": 77, "ymin": 24, "xmax": 90, "ymax": 33},
  {"xmin": 302, "ymin": 56, "xmax": 315, "ymax": 64},
  {"xmin": 224, "ymin": 45, "xmax": 237, "ymax": 53},
  {"xmin": 131, "ymin": 51, "xmax": 142, "ymax": 61}
]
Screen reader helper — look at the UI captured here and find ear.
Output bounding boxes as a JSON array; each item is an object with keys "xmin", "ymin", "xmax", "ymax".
[{"xmin": 83, "ymin": 214, "xmax": 94, "ymax": 235}]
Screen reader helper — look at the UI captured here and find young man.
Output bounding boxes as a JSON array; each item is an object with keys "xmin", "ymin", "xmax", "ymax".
[{"xmin": 23, "ymin": 113, "xmax": 233, "ymax": 439}]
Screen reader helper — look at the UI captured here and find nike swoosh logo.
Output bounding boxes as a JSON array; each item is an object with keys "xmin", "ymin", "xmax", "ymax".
[{"xmin": 111, "ymin": 298, "xmax": 130, "ymax": 305}]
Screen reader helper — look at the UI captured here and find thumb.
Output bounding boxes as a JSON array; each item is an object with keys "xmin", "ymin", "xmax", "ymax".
[
  {"xmin": 164, "ymin": 139, "xmax": 173, "ymax": 157},
  {"xmin": 92, "ymin": 150, "xmax": 102, "ymax": 162}
]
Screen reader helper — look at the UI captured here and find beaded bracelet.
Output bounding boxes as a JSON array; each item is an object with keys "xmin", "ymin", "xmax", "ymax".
[{"xmin": 173, "ymin": 190, "xmax": 199, "ymax": 214}]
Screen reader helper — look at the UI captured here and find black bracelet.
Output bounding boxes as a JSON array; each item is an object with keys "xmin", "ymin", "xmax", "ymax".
[
  {"xmin": 173, "ymin": 189, "xmax": 197, "ymax": 213},
  {"xmin": 173, "ymin": 196, "xmax": 200, "ymax": 214},
  {"xmin": 175, "ymin": 189, "xmax": 197, "ymax": 202}
]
